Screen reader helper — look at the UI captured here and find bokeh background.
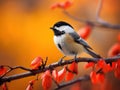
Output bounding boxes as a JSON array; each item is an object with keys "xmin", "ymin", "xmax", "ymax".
[{"xmin": 0, "ymin": 0, "xmax": 120, "ymax": 90}]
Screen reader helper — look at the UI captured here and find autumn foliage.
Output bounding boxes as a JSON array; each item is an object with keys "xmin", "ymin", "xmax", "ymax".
[
  {"xmin": 21, "ymin": 27, "xmax": 120, "ymax": 90},
  {"xmin": 0, "ymin": 0, "xmax": 120, "ymax": 90},
  {"xmin": 0, "ymin": 66, "xmax": 7, "ymax": 76},
  {"xmin": 50, "ymin": 0, "xmax": 73, "ymax": 10},
  {"xmin": 30, "ymin": 57, "xmax": 43, "ymax": 69}
]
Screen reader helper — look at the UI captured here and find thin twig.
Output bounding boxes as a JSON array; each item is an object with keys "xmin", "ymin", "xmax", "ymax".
[
  {"xmin": 0, "ymin": 66, "xmax": 31, "ymax": 79},
  {"xmin": 63, "ymin": 10, "xmax": 96, "ymax": 26},
  {"xmin": 95, "ymin": 0, "xmax": 120, "ymax": 29},
  {"xmin": 96, "ymin": 0, "xmax": 103, "ymax": 20},
  {"xmin": 63, "ymin": 2, "xmax": 120, "ymax": 29}
]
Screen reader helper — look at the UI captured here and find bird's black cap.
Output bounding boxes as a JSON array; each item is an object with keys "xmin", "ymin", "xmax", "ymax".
[{"xmin": 52, "ymin": 21, "xmax": 73, "ymax": 28}]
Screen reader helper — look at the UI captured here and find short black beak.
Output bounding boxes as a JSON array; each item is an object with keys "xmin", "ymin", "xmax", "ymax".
[{"xmin": 50, "ymin": 27, "xmax": 54, "ymax": 30}]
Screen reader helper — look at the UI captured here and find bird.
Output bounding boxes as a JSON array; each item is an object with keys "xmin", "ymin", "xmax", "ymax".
[{"xmin": 50, "ymin": 21, "xmax": 101, "ymax": 62}]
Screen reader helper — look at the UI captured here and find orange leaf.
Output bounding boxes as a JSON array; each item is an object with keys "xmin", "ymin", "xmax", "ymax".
[
  {"xmin": 77, "ymin": 25, "xmax": 92, "ymax": 39},
  {"xmin": 57, "ymin": 67, "xmax": 66, "ymax": 83},
  {"xmin": 41, "ymin": 70, "xmax": 52, "ymax": 90},
  {"xmin": 30, "ymin": 56, "xmax": 43, "ymax": 69},
  {"xmin": 0, "ymin": 66, "xmax": 7, "ymax": 76},
  {"xmin": 65, "ymin": 72, "xmax": 74, "ymax": 81}
]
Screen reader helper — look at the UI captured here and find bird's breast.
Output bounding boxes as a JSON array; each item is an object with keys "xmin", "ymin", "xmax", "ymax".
[{"xmin": 54, "ymin": 34, "xmax": 84, "ymax": 56}]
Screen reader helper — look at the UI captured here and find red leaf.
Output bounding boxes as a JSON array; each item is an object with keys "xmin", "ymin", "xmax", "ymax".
[
  {"xmin": 108, "ymin": 43, "xmax": 120, "ymax": 57},
  {"xmin": 84, "ymin": 62, "xmax": 95, "ymax": 69},
  {"xmin": 110, "ymin": 62, "xmax": 117, "ymax": 70},
  {"xmin": 50, "ymin": 3, "xmax": 60, "ymax": 10},
  {"xmin": 41, "ymin": 70, "xmax": 52, "ymax": 90},
  {"xmin": 30, "ymin": 56, "xmax": 43, "ymax": 69},
  {"xmin": 2, "ymin": 83, "xmax": 8, "ymax": 90},
  {"xmin": 63, "ymin": 0, "xmax": 73, "ymax": 9},
  {"xmin": 26, "ymin": 80, "xmax": 36, "ymax": 90},
  {"xmin": 90, "ymin": 71, "xmax": 97, "ymax": 84},
  {"xmin": 50, "ymin": 0, "xmax": 73, "ymax": 10},
  {"xmin": 114, "ymin": 60, "xmax": 120, "ymax": 79},
  {"xmin": 96, "ymin": 73, "xmax": 105, "ymax": 83},
  {"xmin": 97, "ymin": 59, "xmax": 112, "ymax": 73},
  {"xmin": 26, "ymin": 84, "xmax": 33, "ymax": 90},
  {"xmin": 52, "ymin": 70, "xmax": 58, "ymax": 82},
  {"xmin": 77, "ymin": 25, "xmax": 92, "ymax": 39},
  {"xmin": 114, "ymin": 68, "xmax": 120, "ymax": 79},
  {"xmin": 65, "ymin": 62, "xmax": 78, "ymax": 81},
  {"xmin": 96, "ymin": 59, "xmax": 106, "ymax": 69},
  {"xmin": 57, "ymin": 67, "xmax": 66, "ymax": 83},
  {"xmin": 69, "ymin": 62, "xmax": 78, "ymax": 74},
  {"xmin": 102, "ymin": 63, "xmax": 113, "ymax": 73},
  {"xmin": 0, "ymin": 66, "xmax": 7, "ymax": 76},
  {"xmin": 65, "ymin": 72, "xmax": 74, "ymax": 81}
]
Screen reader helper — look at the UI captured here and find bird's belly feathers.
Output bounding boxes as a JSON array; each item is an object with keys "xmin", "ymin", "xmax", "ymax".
[{"xmin": 54, "ymin": 34, "xmax": 84, "ymax": 56}]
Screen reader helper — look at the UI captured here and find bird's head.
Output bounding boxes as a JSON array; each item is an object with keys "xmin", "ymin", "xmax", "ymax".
[{"xmin": 50, "ymin": 21, "xmax": 74, "ymax": 36}]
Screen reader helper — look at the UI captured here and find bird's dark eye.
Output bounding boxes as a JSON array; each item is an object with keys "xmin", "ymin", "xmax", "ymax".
[{"xmin": 61, "ymin": 31, "xmax": 65, "ymax": 34}]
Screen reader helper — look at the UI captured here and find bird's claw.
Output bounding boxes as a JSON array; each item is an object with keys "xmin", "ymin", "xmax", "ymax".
[
  {"xmin": 58, "ymin": 56, "xmax": 66, "ymax": 65},
  {"xmin": 58, "ymin": 59, "xmax": 63, "ymax": 65},
  {"xmin": 74, "ymin": 55, "xmax": 77, "ymax": 62}
]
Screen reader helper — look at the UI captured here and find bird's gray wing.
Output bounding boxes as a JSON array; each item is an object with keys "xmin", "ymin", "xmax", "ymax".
[
  {"xmin": 69, "ymin": 32, "xmax": 101, "ymax": 58},
  {"xmin": 69, "ymin": 32, "xmax": 93, "ymax": 50}
]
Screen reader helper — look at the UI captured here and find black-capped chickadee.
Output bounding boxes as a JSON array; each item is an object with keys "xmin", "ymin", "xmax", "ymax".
[{"xmin": 50, "ymin": 21, "xmax": 101, "ymax": 61}]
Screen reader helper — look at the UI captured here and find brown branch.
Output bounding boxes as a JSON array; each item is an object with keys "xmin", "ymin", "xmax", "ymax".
[
  {"xmin": 54, "ymin": 75, "xmax": 90, "ymax": 90},
  {"xmin": 0, "ymin": 55, "xmax": 120, "ymax": 85},
  {"xmin": 95, "ymin": 0, "xmax": 120, "ymax": 29},
  {"xmin": 62, "ymin": 0, "xmax": 120, "ymax": 29},
  {"xmin": 0, "ymin": 66, "xmax": 31, "ymax": 79},
  {"xmin": 63, "ymin": 10, "xmax": 120, "ymax": 29}
]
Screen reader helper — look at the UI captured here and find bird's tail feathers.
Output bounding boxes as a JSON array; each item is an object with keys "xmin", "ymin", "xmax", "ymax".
[{"xmin": 85, "ymin": 48, "xmax": 102, "ymax": 58}]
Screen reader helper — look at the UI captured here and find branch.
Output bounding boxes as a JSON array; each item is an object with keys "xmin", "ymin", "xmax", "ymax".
[
  {"xmin": 55, "ymin": 75, "xmax": 90, "ymax": 90},
  {"xmin": 0, "ymin": 66, "xmax": 31, "ymax": 79},
  {"xmin": 62, "ymin": 0, "xmax": 120, "ymax": 29},
  {"xmin": 0, "ymin": 55, "xmax": 120, "ymax": 85}
]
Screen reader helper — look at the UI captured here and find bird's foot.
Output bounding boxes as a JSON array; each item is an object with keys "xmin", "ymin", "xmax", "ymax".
[
  {"xmin": 74, "ymin": 55, "xmax": 77, "ymax": 62},
  {"xmin": 58, "ymin": 56, "xmax": 66, "ymax": 65}
]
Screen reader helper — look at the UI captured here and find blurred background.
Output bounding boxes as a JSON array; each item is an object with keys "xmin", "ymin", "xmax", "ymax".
[{"xmin": 0, "ymin": 0, "xmax": 120, "ymax": 90}]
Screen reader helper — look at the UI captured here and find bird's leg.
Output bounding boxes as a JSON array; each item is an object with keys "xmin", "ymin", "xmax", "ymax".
[
  {"xmin": 58, "ymin": 56, "xmax": 66, "ymax": 65},
  {"xmin": 74, "ymin": 54, "xmax": 77, "ymax": 62}
]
